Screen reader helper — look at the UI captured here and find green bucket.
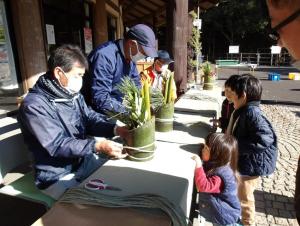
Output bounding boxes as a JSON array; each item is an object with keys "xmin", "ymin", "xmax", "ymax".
[
  {"xmin": 155, "ymin": 103, "xmax": 174, "ymax": 132},
  {"xmin": 125, "ymin": 117, "xmax": 156, "ymax": 162}
]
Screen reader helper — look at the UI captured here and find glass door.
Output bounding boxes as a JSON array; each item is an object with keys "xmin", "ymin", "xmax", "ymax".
[
  {"xmin": 0, "ymin": 0, "xmax": 18, "ymax": 92},
  {"xmin": 0, "ymin": 0, "xmax": 19, "ymax": 113}
]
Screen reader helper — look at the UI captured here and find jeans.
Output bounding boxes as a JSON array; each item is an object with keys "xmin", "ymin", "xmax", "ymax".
[{"xmin": 41, "ymin": 153, "xmax": 108, "ymax": 200}]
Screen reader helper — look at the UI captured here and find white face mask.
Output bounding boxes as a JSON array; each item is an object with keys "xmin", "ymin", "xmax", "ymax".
[
  {"xmin": 161, "ymin": 65, "xmax": 168, "ymax": 72},
  {"xmin": 60, "ymin": 70, "xmax": 83, "ymax": 94},
  {"xmin": 129, "ymin": 41, "xmax": 146, "ymax": 63},
  {"xmin": 66, "ymin": 76, "xmax": 83, "ymax": 94}
]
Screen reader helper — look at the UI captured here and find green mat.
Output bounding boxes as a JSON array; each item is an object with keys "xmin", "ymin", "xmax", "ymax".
[{"xmin": 0, "ymin": 171, "xmax": 56, "ymax": 209}]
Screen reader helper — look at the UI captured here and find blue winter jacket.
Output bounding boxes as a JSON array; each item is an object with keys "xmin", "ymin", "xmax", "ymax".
[
  {"xmin": 18, "ymin": 74, "xmax": 115, "ymax": 189},
  {"xmin": 86, "ymin": 40, "xmax": 141, "ymax": 114},
  {"xmin": 232, "ymin": 101, "xmax": 277, "ymax": 176},
  {"xmin": 198, "ymin": 165, "xmax": 241, "ymax": 225}
]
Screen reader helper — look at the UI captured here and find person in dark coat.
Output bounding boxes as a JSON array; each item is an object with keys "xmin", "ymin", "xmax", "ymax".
[
  {"xmin": 83, "ymin": 24, "xmax": 157, "ymax": 114},
  {"xmin": 18, "ymin": 44, "xmax": 128, "ymax": 199},
  {"xmin": 266, "ymin": 0, "xmax": 300, "ymax": 222},
  {"xmin": 211, "ymin": 75, "xmax": 240, "ymax": 132},
  {"xmin": 226, "ymin": 74, "xmax": 278, "ymax": 225}
]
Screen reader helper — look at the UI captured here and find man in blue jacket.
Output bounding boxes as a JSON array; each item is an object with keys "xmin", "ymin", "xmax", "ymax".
[
  {"xmin": 18, "ymin": 44, "xmax": 128, "ymax": 199},
  {"xmin": 83, "ymin": 24, "xmax": 158, "ymax": 114}
]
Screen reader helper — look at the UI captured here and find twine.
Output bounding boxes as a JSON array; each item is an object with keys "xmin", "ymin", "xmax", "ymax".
[
  {"xmin": 124, "ymin": 141, "xmax": 156, "ymax": 161},
  {"xmin": 155, "ymin": 117, "xmax": 174, "ymax": 122}
]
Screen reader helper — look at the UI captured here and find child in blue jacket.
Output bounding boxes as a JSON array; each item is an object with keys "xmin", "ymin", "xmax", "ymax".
[
  {"xmin": 192, "ymin": 133, "xmax": 242, "ymax": 225},
  {"xmin": 226, "ymin": 74, "xmax": 277, "ymax": 225}
]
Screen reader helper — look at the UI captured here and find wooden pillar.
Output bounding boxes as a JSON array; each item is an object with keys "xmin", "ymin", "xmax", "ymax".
[
  {"xmin": 93, "ymin": 0, "xmax": 108, "ymax": 45},
  {"xmin": 10, "ymin": 0, "xmax": 47, "ymax": 93},
  {"xmin": 166, "ymin": 0, "xmax": 188, "ymax": 94}
]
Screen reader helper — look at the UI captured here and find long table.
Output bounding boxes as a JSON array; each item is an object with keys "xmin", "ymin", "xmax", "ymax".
[{"xmin": 32, "ymin": 89, "xmax": 219, "ymax": 226}]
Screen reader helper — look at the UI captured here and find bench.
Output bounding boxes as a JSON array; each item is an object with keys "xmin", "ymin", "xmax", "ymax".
[
  {"xmin": 216, "ymin": 60, "xmax": 257, "ymax": 75},
  {"xmin": 216, "ymin": 59, "xmax": 239, "ymax": 66},
  {"xmin": 0, "ymin": 115, "xmax": 55, "ymax": 210}
]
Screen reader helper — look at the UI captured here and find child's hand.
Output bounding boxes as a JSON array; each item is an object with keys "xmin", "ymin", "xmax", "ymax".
[
  {"xmin": 210, "ymin": 117, "xmax": 220, "ymax": 128},
  {"xmin": 191, "ymin": 155, "xmax": 203, "ymax": 168}
]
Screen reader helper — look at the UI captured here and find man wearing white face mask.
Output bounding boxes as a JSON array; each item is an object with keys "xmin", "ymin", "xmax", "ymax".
[
  {"xmin": 140, "ymin": 50, "xmax": 177, "ymax": 100},
  {"xmin": 18, "ymin": 45, "xmax": 129, "ymax": 199},
  {"xmin": 83, "ymin": 24, "xmax": 158, "ymax": 115},
  {"xmin": 266, "ymin": 0, "xmax": 300, "ymax": 223}
]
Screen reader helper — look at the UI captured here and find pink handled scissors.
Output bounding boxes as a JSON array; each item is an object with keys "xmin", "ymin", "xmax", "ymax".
[{"xmin": 84, "ymin": 179, "xmax": 122, "ymax": 191}]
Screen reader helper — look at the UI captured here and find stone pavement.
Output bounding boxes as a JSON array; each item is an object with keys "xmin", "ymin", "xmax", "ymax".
[{"xmin": 255, "ymin": 104, "xmax": 300, "ymax": 226}]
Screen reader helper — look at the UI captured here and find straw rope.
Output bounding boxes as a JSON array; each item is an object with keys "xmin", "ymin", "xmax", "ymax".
[
  {"xmin": 155, "ymin": 118, "xmax": 174, "ymax": 122},
  {"xmin": 123, "ymin": 141, "xmax": 156, "ymax": 161}
]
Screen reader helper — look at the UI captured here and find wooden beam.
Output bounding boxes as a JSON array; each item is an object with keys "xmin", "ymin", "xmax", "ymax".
[
  {"xmin": 147, "ymin": 0, "xmax": 165, "ymax": 8},
  {"xmin": 166, "ymin": 0, "xmax": 188, "ymax": 93},
  {"xmin": 10, "ymin": 0, "xmax": 47, "ymax": 92},
  {"xmin": 130, "ymin": 7, "xmax": 147, "ymax": 16},
  {"xmin": 134, "ymin": 5, "xmax": 151, "ymax": 14},
  {"xmin": 138, "ymin": 1, "xmax": 158, "ymax": 12},
  {"xmin": 123, "ymin": 0, "xmax": 141, "ymax": 11},
  {"xmin": 124, "ymin": 13, "xmax": 137, "ymax": 20},
  {"xmin": 105, "ymin": 0, "xmax": 120, "ymax": 13},
  {"xmin": 124, "ymin": 7, "xmax": 166, "ymax": 26},
  {"xmin": 126, "ymin": 10, "xmax": 144, "ymax": 18}
]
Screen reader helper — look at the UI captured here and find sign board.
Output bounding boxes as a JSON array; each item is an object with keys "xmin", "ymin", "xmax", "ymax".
[
  {"xmin": 229, "ymin": 45, "xmax": 239, "ymax": 54},
  {"xmin": 46, "ymin": 24, "xmax": 55, "ymax": 45},
  {"xmin": 84, "ymin": 27, "xmax": 93, "ymax": 54},
  {"xmin": 271, "ymin": 45, "xmax": 281, "ymax": 54},
  {"xmin": 193, "ymin": 19, "xmax": 202, "ymax": 30}
]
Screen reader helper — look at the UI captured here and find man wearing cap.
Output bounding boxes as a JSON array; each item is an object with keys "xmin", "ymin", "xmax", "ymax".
[
  {"xmin": 266, "ymin": 0, "xmax": 300, "ymax": 223},
  {"xmin": 84, "ymin": 24, "xmax": 157, "ymax": 114},
  {"xmin": 140, "ymin": 50, "xmax": 177, "ymax": 100}
]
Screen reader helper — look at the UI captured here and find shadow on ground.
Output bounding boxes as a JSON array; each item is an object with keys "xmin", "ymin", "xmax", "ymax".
[
  {"xmin": 0, "ymin": 193, "xmax": 47, "ymax": 226},
  {"xmin": 254, "ymin": 190, "xmax": 296, "ymax": 219},
  {"xmin": 293, "ymin": 111, "xmax": 300, "ymax": 118},
  {"xmin": 174, "ymin": 120, "xmax": 214, "ymax": 139}
]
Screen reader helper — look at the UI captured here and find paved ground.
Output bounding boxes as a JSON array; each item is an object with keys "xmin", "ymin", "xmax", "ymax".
[
  {"xmin": 256, "ymin": 104, "xmax": 299, "ymax": 226},
  {"xmin": 217, "ymin": 67, "xmax": 300, "ymax": 105}
]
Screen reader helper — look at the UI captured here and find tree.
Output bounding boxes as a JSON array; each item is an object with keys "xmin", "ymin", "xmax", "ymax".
[
  {"xmin": 201, "ymin": 0, "xmax": 271, "ymax": 60},
  {"xmin": 203, "ymin": 0, "xmax": 268, "ymax": 44},
  {"xmin": 188, "ymin": 10, "xmax": 202, "ymax": 83}
]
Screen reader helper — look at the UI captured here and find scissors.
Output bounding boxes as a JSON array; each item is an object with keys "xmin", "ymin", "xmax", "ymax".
[{"xmin": 84, "ymin": 179, "xmax": 122, "ymax": 191}]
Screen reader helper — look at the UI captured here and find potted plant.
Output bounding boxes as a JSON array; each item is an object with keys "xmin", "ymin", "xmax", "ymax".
[
  {"xmin": 108, "ymin": 77, "xmax": 163, "ymax": 161},
  {"xmin": 155, "ymin": 70, "xmax": 176, "ymax": 132},
  {"xmin": 202, "ymin": 61, "xmax": 216, "ymax": 90}
]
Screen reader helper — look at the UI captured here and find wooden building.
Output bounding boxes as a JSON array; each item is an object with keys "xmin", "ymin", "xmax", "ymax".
[{"xmin": 0, "ymin": 0, "xmax": 218, "ymax": 109}]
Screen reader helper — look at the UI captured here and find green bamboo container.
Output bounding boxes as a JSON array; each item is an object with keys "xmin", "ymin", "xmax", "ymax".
[
  {"xmin": 155, "ymin": 102, "xmax": 174, "ymax": 132},
  {"xmin": 125, "ymin": 117, "xmax": 156, "ymax": 162},
  {"xmin": 203, "ymin": 75, "xmax": 214, "ymax": 90}
]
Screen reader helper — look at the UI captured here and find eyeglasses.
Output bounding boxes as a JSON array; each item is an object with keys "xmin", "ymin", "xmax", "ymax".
[{"xmin": 269, "ymin": 9, "xmax": 300, "ymax": 41}]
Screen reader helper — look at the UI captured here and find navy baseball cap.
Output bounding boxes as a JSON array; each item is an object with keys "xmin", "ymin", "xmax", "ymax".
[
  {"xmin": 126, "ymin": 24, "xmax": 158, "ymax": 58},
  {"xmin": 156, "ymin": 50, "xmax": 174, "ymax": 65}
]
